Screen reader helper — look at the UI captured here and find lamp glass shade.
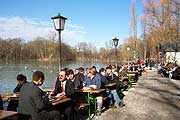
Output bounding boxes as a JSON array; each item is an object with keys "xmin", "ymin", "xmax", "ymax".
[
  {"xmin": 112, "ymin": 37, "xmax": 119, "ymax": 47},
  {"xmin": 127, "ymin": 46, "xmax": 130, "ymax": 51},
  {"xmin": 51, "ymin": 14, "xmax": 67, "ymax": 31}
]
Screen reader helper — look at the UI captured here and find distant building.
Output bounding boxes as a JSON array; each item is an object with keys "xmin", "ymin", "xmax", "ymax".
[
  {"xmin": 163, "ymin": 40, "xmax": 180, "ymax": 65},
  {"xmin": 165, "ymin": 51, "xmax": 180, "ymax": 63}
]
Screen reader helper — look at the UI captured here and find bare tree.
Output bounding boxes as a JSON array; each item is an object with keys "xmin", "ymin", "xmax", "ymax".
[
  {"xmin": 105, "ymin": 40, "xmax": 113, "ymax": 63},
  {"xmin": 141, "ymin": 0, "xmax": 180, "ymax": 60},
  {"xmin": 130, "ymin": 0, "xmax": 138, "ymax": 61}
]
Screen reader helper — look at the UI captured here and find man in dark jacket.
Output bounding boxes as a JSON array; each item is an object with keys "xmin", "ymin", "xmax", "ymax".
[
  {"xmin": 7, "ymin": 74, "xmax": 27, "ymax": 111},
  {"xmin": 106, "ymin": 66, "xmax": 125, "ymax": 108},
  {"xmin": 18, "ymin": 71, "xmax": 61, "ymax": 120},
  {"xmin": 53, "ymin": 69, "xmax": 75, "ymax": 120},
  {"xmin": 74, "ymin": 67, "xmax": 84, "ymax": 89}
]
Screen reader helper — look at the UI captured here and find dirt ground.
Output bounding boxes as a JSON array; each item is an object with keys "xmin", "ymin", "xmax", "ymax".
[{"xmin": 94, "ymin": 69, "xmax": 180, "ymax": 120}]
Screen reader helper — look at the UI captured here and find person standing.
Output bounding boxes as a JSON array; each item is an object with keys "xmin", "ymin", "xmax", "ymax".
[{"xmin": 18, "ymin": 71, "xmax": 61, "ymax": 120}]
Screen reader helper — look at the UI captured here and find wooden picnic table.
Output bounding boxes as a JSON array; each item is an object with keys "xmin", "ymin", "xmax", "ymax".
[
  {"xmin": 50, "ymin": 96, "xmax": 71, "ymax": 106},
  {"xmin": 2, "ymin": 92, "xmax": 70, "ymax": 106},
  {"xmin": 82, "ymin": 89, "xmax": 105, "ymax": 94},
  {"xmin": 128, "ymin": 71, "xmax": 138, "ymax": 74},
  {"xmin": 119, "ymin": 76, "xmax": 133, "ymax": 90},
  {"xmin": 42, "ymin": 88, "xmax": 54, "ymax": 93},
  {"xmin": 119, "ymin": 76, "xmax": 128, "ymax": 81},
  {"xmin": 127, "ymin": 73, "xmax": 136, "ymax": 77},
  {"xmin": 105, "ymin": 83, "xmax": 117, "ymax": 90},
  {"xmin": 2, "ymin": 87, "xmax": 54, "ymax": 99},
  {"xmin": 127, "ymin": 71, "xmax": 139, "ymax": 82},
  {"xmin": 2, "ymin": 94, "xmax": 19, "ymax": 101},
  {"xmin": 105, "ymin": 83, "xmax": 117, "ymax": 87},
  {"xmin": 2, "ymin": 94, "xmax": 14, "ymax": 99},
  {"xmin": 0, "ymin": 110, "xmax": 18, "ymax": 120},
  {"xmin": 82, "ymin": 89, "xmax": 105, "ymax": 120}
]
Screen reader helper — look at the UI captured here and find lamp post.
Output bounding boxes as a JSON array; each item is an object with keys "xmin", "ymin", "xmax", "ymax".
[
  {"xmin": 127, "ymin": 46, "xmax": 130, "ymax": 67},
  {"xmin": 156, "ymin": 46, "xmax": 159, "ymax": 63},
  {"xmin": 51, "ymin": 13, "xmax": 67, "ymax": 72},
  {"xmin": 156, "ymin": 44, "xmax": 162, "ymax": 63},
  {"xmin": 112, "ymin": 37, "xmax": 119, "ymax": 68}
]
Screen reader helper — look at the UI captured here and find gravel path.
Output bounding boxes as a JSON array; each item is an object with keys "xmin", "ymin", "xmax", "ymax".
[{"xmin": 94, "ymin": 69, "xmax": 180, "ymax": 120}]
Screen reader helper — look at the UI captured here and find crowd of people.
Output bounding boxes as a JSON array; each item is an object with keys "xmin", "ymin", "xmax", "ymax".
[
  {"xmin": 0, "ymin": 63, "xmax": 145, "ymax": 120},
  {"xmin": 158, "ymin": 62, "xmax": 180, "ymax": 80}
]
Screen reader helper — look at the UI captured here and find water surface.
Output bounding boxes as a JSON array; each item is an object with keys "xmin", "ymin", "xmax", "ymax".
[{"xmin": 0, "ymin": 61, "xmax": 107, "ymax": 94}]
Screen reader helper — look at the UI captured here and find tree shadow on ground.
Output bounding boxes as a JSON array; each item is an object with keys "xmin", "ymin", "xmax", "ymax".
[{"xmin": 133, "ymin": 77, "xmax": 180, "ymax": 111}]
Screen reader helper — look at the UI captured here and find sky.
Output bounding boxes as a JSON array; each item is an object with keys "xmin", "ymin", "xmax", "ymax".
[{"xmin": 0, "ymin": 0, "xmax": 143, "ymax": 49}]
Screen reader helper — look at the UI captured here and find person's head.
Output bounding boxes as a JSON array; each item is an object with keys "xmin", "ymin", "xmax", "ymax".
[
  {"xmin": 92, "ymin": 66, "xmax": 96, "ymax": 70},
  {"xmin": 112, "ymin": 65, "xmax": 116, "ymax": 69},
  {"xmin": 58, "ymin": 69, "xmax": 67, "ymax": 82},
  {"xmin": 66, "ymin": 69, "xmax": 74, "ymax": 80},
  {"xmin": 85, "ymin": 67, "xmax": 89, "ymax": 73},
  {"xmin": 106, "ymin": 66, "xmax": 112, "ymax": 75},
  {"xmin": 17, "ymin": 74, "xmax": 27, "ymax": 85},
  {"xmin": 79, "ymin": 67, "xmax": 85, "ymax": 74},
  {"xmin": 92, "ymin": 66, "xmax": 97, "ymax": 73},
  {"xmin": 74, "ymin": 68, "xmax": 79, "ymax": 75},
  {"xmin": 87, "ymin": 67, "xmax": 96, "ymax": 78},
  {"xmin": 32, "ymin": 71, "xmax": 45, "ymax": 86},
  {"xmin": 99, "ymin": 68, "xmax": 106, "ymax": 76}
]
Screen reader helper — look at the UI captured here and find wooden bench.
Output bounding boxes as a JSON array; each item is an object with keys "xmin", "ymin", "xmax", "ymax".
[
  {"xmin": 120, "ymin": 76, "xmax": 128, "ymax": 80},
  {"xmin": 78, "ymin": 103, "xmax": 89, "ymax": 110}
]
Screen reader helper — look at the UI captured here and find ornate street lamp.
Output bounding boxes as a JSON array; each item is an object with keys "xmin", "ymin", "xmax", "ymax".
[
  {"xmin": 51, "ymin": 13, "xmax": 67, "ymax": 72},
  {"xmin": 112, "ymin": 37, "xmax": 119, "ymax": 67},
  {"xmin": 127, "ymin": 46, "xmax": 130, "ymax": 67}
]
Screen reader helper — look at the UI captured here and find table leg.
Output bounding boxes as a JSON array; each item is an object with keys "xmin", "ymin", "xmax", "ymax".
[
  {"xmin": 94, "ymin": 98, "xmax": 97, "ymax": 115},
  {"xmin": 87, "ymin": 92, "xmax": 91, "ymax": 120},
  {"xmin": 128, "ymin": 76, "xmax": 132, "ymax": 89}
]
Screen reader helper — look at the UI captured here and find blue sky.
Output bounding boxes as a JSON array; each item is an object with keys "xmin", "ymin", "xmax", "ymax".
[{"xmin": 0, "ymin": 0, "xmax": 143, "ymax": 48}]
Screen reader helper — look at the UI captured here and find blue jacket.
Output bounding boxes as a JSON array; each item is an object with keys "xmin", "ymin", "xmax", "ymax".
[{"xmin": 84, "ymin": 74, "xmax": 101, "ymax": 89}]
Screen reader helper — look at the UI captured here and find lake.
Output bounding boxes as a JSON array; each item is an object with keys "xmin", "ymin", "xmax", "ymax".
[{"xmin": 0, "ymin": 60, "xmax": 108, "ymax": 94}]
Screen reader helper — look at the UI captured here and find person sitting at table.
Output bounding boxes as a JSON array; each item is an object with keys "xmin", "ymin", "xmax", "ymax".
[
  {"xmin": 54, "ymin": 69, "xmax": 67, "ymax": 97},
  {"xmin": 111, "ymin": 65, "xmax": 119, "ymax": 77},
  {"xmin": 53, "ymin": 69, "xmax": 75, "ymax": 120},
  {"xmin": 0, "ymin": 94, "xmax": 3, "ymax": 110},
  {"xmin": 7, "ymin": 74, "xmax": 27, "ymax": 111},
  {"xmin": 99, "ymin": 67, "xmax": 120, "ymax": 108},
  {"xmin": 106, "ymin": 66, "xmax": 125, "ymax": 108},
  {"xmin": 129, "ymin": 63, "xmax": 134, "ymax": 71},
  {"xmin": 74, "ymin": 67, "xmax": 84, "ymax": 89},
  {"xmin": 18, "ymin": 71, "xmax": 61, "ymax": 120},
  {"xmin": 65, "ymin": 69, "xmax": 83, "ymax": 100},
  {"xmin": 98, "ymin": 68, "xmax": 109, "ymax": 89},
  {"xmin": 119, "ymin": 66, "xmax": 128, "ymax": 77},
  {"xmin": 65, "ymin": 69, "xmax": 85, "ymax": 119},
  {"xmin": 83, "ymin": 67, "xmax": 103, "ymax": 116}
]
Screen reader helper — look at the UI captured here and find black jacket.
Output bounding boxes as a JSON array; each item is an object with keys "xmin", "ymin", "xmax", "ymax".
[
  {"xmin": 54, "ymin": 79, "xmax": 62, "ymax": 95},
  {"xmin": 74, "ymin": 73, "xmax": 84, "ymax": 89},
  {"xmin": 106, "ymin": 73, "xmax": 120, "ymax": 91}
]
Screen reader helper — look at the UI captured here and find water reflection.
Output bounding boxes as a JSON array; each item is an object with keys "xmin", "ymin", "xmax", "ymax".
[{"xmin": 0, "ymin": 61, "xmax": 107, "ymax": 94}]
